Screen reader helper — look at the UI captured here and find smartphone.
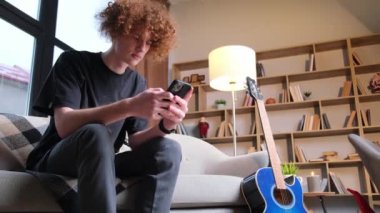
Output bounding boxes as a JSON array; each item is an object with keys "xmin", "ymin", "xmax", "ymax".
[{"xmin": 167, "ymin": 80, "xmax": 192, "ymax": 98}]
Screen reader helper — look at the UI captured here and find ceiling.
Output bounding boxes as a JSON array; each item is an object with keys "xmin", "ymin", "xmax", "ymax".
[{"xmin": 169, "ymin": 0, "xmax": 380, "ymax": 32}]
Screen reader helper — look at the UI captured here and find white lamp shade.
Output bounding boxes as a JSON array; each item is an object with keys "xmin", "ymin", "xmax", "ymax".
[{"xmin": 208, "ymin": 45, "xmax": 256, "ymax": 92}]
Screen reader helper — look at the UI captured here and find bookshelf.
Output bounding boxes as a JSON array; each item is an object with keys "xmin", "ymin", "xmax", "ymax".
[{"xmin": 172, "ymin": 33, "xmax": 380, "ymax": 209}]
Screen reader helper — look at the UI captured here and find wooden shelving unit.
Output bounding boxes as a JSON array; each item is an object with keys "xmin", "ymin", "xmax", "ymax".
[{"xmin": 172, "ymin": 33, "xmax": 380, "ymax": 209}]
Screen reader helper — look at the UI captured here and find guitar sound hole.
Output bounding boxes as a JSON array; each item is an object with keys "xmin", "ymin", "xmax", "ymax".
[{"xmin": 273, "ymin": 189, "xmax": 293, "ymax": 206}]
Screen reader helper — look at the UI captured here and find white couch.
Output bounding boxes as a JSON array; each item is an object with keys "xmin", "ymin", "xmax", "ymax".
[{"xmin": 0, "ymin": 113, "xmax": 268, "ymax": 212}]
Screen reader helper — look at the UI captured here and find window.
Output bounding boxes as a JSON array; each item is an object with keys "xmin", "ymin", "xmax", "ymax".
[
  {"xmin": 0, "ymin": 19, "xmax": 35, "ymax": 115},
  {"xmin": 5, "ymin": 0, "xmax": 40, "ymax": 20},
  {"xmin": 56, "ymin": 0, "xmax": 110, "ymax": 52},
  {"xmin": 53, "ymin": 46, "xmax": 64, "ymax": 66}
]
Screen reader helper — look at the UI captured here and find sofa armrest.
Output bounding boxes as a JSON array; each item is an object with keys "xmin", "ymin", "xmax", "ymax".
[
  {"xmin": 166, "ymin": 134, "xmax": 268, "ymax": 176},
  {"xmin": 206, "ymin": 151, "xmax": 269, "ymax": 177}
]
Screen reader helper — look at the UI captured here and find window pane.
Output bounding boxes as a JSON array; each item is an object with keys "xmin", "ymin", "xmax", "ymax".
[
  {"xmin": 0, "ymin": 19, "xmax": 35, "ymax": 115},
  {"xmin": 5, "ymin": 0, "xmax": 40, "ymax": 20},
  {"xmin": 56, "ymin": 0, "xmax": 110, "ymax": 52},
  {"xmin": 53, "ymin": 46, "xmax": 64, "ymax": 66}
]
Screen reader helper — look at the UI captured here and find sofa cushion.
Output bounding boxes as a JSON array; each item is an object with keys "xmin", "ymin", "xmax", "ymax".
[
  {"xmin": 172, "ymin": 175, "xmax": 244, "ymax": 208},
  {"xmin": 0, "ymin": 113, "xmax": 49, "ymax": 170},
  {"xmin": 0, "ymin": 170, "xmax": 61, "ymax": 212}
]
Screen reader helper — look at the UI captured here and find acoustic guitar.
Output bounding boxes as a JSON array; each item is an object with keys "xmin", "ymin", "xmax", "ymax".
[{"xmin": 241, "ymin": 77, "xmax": 307, "ymax": 212}]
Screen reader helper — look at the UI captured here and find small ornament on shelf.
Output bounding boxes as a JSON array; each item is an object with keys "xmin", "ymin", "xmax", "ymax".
[
  {"xmin": 369, "ymin": 73, "xmax": 380, "ymax": 93},
  {"xmin": 215, "ymin": 99, "xmax": 226, "ymax": 109},
  {"xmin": 198, "ymin": 117, "xmax": 209, "ymax": 138},
  {"xmin": 265, "ymin": 97, "xmax": 276, "ymax": 104},
  {"xmin": 303, "ymin": 91, "xmax": 312, "ymax": 100}
]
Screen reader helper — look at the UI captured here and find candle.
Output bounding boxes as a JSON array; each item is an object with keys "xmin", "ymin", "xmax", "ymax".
[{"xmin": 307, "ymin": 172, "xmax": 321, "ymax": 192}]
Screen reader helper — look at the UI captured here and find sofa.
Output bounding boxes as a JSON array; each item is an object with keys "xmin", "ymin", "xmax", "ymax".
[{"xmin": 0, "ymin": 113, "xmax": 269, "ymax": 212}]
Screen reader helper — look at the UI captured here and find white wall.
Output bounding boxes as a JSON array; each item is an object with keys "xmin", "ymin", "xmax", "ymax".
[{"xmin": 169, "ymin": 0, "xmax": 375, "ymax": 65}]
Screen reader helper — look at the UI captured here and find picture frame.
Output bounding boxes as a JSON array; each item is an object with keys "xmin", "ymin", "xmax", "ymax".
[{"xmin": 190, "ymin": 74, "xmax": 199, "ymax": 83}]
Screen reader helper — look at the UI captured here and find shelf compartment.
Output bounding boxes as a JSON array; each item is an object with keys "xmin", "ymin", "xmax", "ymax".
[
  {"xmin": 259, "ymin": 133, "xmax": 292, "ymax": 162},
  {"xmin": 257, "ymin": 44, "xmax": 313, "ymax": 60},
  {"xmin": 328, "ymin": 163, "xmax": 367, "ymax": 193},
  {"xmin": 320, "ymin": 99, "xmax": 356, "ymax": 130},
  {"xmin": 289, "ymin": 68, "xmax": 352, "ymax": 101},
  {"xmin": 314, "ymin": 40, "xmax": 349, "ymax": 71},
  {"xmin": 294, "ymin": 134, "xmax": 357, "ymax": 165},
  {"xmin": 358, "ymin": 95, "xmax": 380, "ymax": 127}
]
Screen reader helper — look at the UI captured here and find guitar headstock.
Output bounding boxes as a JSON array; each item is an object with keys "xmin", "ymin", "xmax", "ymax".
[{"xmin": 246, "ymin": 76, "xmax": 263, "ymax": 101}]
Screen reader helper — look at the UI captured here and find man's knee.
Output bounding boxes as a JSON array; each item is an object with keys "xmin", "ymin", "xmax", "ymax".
[
  {"xmin": 76, "ymin": 123, "xmax": 114, "ymax": 156},
  {"xmin": 150, "ymin": 137, "xmax": 182, "ymax": 169}
]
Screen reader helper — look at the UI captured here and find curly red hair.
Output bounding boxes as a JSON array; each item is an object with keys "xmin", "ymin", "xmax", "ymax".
[{"xmin": 97, "ymin": 0, "xmax": 176, "ymax": 60}]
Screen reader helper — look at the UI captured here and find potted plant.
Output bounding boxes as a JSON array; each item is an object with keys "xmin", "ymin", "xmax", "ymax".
[
  {"xmin": 281, "ymin": 162, "xmax": 305, "ymax": 190},
  {"xmin": 281, "ymin": 162, "xmax": 299, "ymax": 176},
  {"xmin": 215, "ymin": 99, "xmax": 226, "ymax": 109}
]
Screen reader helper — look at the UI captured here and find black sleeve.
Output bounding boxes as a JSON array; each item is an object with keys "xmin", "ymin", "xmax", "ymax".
[{"xmin": 33, "ymin": 51, "xmax": 83, "ymax": 115}]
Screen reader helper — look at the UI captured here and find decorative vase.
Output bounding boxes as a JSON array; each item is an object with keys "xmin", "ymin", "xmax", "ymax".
[{"xmin": 216, "ymin": 104, "xmax": 225, "ymax": 110}]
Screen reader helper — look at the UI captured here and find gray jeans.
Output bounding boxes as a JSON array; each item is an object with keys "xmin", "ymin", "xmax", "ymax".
[{"xmin": 36, "ymin": 123, "xmax": 182, "ymax": 213}]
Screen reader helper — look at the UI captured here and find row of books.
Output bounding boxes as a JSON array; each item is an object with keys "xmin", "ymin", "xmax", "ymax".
[
  {"xmin": 294, "ymin": 145, "xmax": 307, "ymax": 162},
  {"xmin": 298, "ymin": 114, "xmax": 321, "ymax": 131},
  {"xmin": 241, "ymin": 92, "xmax": 254, "ymax": 107},
  {"xmin": 329, "ymin": 172, "xmax": 349, "ymax": 194},
  {"xmin": 215, "ymin": 120, "xmax": 238, "ymax": 138},
  {"xmin": 256, "ymin": 52, "xmax": 362, "ymax": 78},
  {"xmin": 344, "ymin": 109, "xmax": 372, "ymax": 128}
]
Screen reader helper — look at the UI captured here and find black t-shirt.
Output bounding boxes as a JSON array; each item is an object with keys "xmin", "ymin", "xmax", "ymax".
[{"xmin": 26, "ymin": 50, "xmax": 147, "ymax": 170}]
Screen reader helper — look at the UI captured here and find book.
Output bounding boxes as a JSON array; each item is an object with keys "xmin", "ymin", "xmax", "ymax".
[
  {"xmin": 295, "ymin": 85, "xmax": 304, "ymax": 101},
  {"xmin": 322, "ymin": 113, "xmax": 331, "ymax": 129},
  {"xmin": 295, "ymin": 145, "xmax": 307, "ymax": 162},
  {"xmin": 352, "ymin": 51, "xmax": 362, "ymax": 66},
  {"xmin": 298, "ymin": 115, "xmax": 306, "ymax": 131},
  {"xmin": 356, "ymin": 77, "xmax": 369, "ymax": 95},
  {"xmin": 329, "ymin": 172, "xmax": 348, "ymax": 194},
  {"xmin": 308, "ymin": 53, "xmax": 315, "ymax": 72},
  {"xmin": 309, "ymin": 158, "xmax": 324, "ymax": 162},
  {"xmin": 216, "ymin": 121, "xmax": 226, "ymax": 138},
  {"xmin": 289, "ymin": 85, "xmax": 304, "ymax": 102},
  {"xmin": 366, "ymin": 109, "xmax": 371, "ymax": 126},
  {"xmin": 360, "ymin": 109, "xmax": 369, "ymax": 126},
  {"xmin": 312, "ymin": 114, "xmax": 321, "ymax": 130},
  {"xmin": 345, "ymin": 110, "xmax": 357, "ymax": 128},
  {"xmin": 227, "ymin": 122, "xmax": 234, "ymax": 136},
  {"xmin": 289, "ymin": 86, "xmax": 297, "ymax": 102},
  {"xmin": 303, "ymin": 114, "xmax": 311, "ymax": 131},
  {"xmin": 256, "ymin": 62, "xmax": 266, "ymax": 77},
  {"xmin": 371, "ymin": 180, "xmax": 379, "ymax": 193},
  {"xmin": 341, "ymin": 81, "xmax": 352, "ymax": 97}
]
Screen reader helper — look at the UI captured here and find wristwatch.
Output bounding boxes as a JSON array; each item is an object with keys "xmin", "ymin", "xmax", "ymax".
[{"xmin": 159, "ymin": 119, "xmax": 176, "ymax": 134}]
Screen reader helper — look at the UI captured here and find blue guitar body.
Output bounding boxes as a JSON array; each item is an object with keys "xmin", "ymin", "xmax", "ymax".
[{"xmin": 241, "ymin": 167, "xmax": 307, "ymax": 213}]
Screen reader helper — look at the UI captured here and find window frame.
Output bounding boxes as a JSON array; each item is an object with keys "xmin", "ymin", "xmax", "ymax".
[{"xmin": 0, "ymin": 0, "xmax": 73, "ymax": 115}]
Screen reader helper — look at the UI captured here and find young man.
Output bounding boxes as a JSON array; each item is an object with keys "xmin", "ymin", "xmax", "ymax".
[{"xmin": 26, "ymin": 0, "xmax": 192, "ymax": 212}]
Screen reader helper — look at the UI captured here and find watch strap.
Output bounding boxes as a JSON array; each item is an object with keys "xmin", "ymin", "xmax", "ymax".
[{"xmin": 159, "ymin": 119, "xmax": 175, "ymax": 134}]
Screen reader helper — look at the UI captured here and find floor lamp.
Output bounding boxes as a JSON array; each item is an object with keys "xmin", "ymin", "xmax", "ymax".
[{"xmin": 208, "ymin": 45, "xmax": 256, "ymax": 156}]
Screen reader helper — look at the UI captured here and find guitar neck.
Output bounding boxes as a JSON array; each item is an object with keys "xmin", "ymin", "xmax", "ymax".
[{"xmin": 257, "ymin": 99, "xmax": 286, "ymax": 190}]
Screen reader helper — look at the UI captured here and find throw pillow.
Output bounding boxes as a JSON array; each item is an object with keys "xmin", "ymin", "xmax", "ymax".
[{"xmin": 0, "ymin": 113, "xmax": 49, "ymax": 170}]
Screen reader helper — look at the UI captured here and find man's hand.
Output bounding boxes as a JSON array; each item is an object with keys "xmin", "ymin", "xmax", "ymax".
[
  {"xmin": 159, "ymin": 87, "xmax": 193, "ymax": 131},
  {"xmin": 127, "ymin": 88, "xmax": 175, "ymax": 120}
]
